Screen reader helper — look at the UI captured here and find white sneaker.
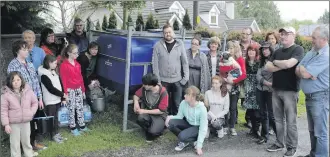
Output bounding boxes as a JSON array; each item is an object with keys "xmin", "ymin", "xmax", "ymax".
[
  {"xmin": 175, "ymin": 142, "xmax": 190, "ymax": 151},
  {"xmin": 230, "ymin": 128, "xmax": 237, "ymax": 136},
  {"xmin": 217, "ymin": 129, "xmax": 224, "ymax": 138},
  {"xmin": 33, "ymin": 151, "xmax": 39, "ymax": 156}
]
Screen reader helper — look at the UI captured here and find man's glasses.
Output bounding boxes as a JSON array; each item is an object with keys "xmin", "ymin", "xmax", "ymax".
[
  {"xmin": 75, "ymin": 25, "xmax": 83, "ymax": 27},
  {"xmin": 280, "ymin": 32, "xmax": 293, "ymax": 37},
  {"xmin": 241, "ymin": 33, "xmax": 251, "ymax": 36}
]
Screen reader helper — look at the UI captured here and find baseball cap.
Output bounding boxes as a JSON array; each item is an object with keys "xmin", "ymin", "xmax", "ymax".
[{"xmin": 279, "ymin": 26, "xmax": 296, "ymax": 34}]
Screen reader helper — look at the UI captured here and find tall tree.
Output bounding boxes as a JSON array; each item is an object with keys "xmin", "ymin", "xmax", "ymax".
[
  {"xmin": 285, "ymin": 19, "xmax": 315, "ymax": 30},
  {"xmin": 173, "ymin": 19, "xmax": 179, "ymax": 30},
  {"xmin": 108, "ymin": 11, "xmax": 117, "ymax": 29},
  {"xmin": 88, "ymin": 1, "xmax": 145, "ymax": 30},
  {"xmin": 234, "ymin": 1, "xmax": 283, "ymax": 29},
  {"xmin": 1, "ymin": 1, "xmax": 52, "ymax": 34},
  {"xmin": 102, "ymin": 15, "xmax": 108, "ymax": 30},
  {"xmin": 183, "ymin": 9, "xmax": 192, "ymax": 30},
  {"xmin": 145, "ymin": 13, "xmax": 155, "ymax": 30},
  {"xmin": 44, "ymin": 1, "xmax": 88, "ymax": 33},
  {"xmin": 95, "ymin": 20, "xmax": 101, "ymax": 30},
  {"xmin": 136, "ymin": 13, "xmax": 144, "ymax": 31},
  {"xmin": 317, "ymin": 9, "xmax": 329, "ymax": 24},
  {"xmin": 154, "ymin": 19, "xmax": 159, "ymax": 29}
]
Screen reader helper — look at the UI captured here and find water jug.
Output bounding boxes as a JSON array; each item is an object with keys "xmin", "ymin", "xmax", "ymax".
[
  {"xmin": 83, "ymin": 103, "xmax": 92, "ymax": 123},
  {"xmin": 58, "ymin": 105, "xmax": 69, "ymax": 127}
]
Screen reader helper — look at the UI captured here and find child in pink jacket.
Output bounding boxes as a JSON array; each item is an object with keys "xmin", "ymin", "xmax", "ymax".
[{"xmin": 1, "ymin": 71, "xmax": 39, "ymax": 157}]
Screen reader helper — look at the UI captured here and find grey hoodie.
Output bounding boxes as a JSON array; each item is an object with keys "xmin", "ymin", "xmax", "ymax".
[{"xmin": 152, "ymin": 39, "xmax": 189, "ymax": 85}]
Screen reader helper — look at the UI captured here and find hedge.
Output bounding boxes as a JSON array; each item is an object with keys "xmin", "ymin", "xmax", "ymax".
[{"xmin": 195, "ymin": 27, "xmax": 313, "ymax": 53}]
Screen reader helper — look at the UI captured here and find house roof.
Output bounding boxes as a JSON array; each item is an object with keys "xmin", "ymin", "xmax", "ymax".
[
  {"xmin": 298, "ymin": 24, "xmax": 329, "ymax": 36},
  {"xmin": 224, "ymin": 19, "xmax": 255, "ymax": 31},
  {"xmin": 154, "ymin": 12, "xmax": 181, "ymax": 27},
  {"xmin": 153, "ymin": 1, "xmax": 175, "ymax": 10},
  {"xmin": 199, "ymin": 2, "xmax": 216, "ymax": 12}
]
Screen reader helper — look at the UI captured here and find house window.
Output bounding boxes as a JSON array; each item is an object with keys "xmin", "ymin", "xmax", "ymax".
[{"xmin": 210, "ymin": 12, "xmax": 217, "ymax": 25}]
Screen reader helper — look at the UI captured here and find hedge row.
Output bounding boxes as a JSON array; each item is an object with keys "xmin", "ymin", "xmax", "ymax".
[{"xmin": 195, "ymin": 28, "xmax": 313, "ymax": 53}]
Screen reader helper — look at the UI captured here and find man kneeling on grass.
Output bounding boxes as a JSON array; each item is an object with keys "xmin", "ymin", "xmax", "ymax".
[
  {"xmin": 165, "ymin": 86, "xmax": 208, "ymax": 156},
  {"xmin": 133, "ymin": 73, "xmax": 169, "ymax": 142}
]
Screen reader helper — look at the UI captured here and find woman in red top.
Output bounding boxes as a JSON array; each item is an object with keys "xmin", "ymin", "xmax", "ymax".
[
  {"xmin": 221, "ymin": 41, "xmax": 247, "ymax": 136},
  {"xmin": 59, "ymin": 44, "xmax": 89, "ymax": 136}
]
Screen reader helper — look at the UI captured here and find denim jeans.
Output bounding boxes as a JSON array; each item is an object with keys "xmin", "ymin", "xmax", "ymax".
[
  {"xmin": 162, "ymin": 81, "xmax": 183, "ymax": 115},
  {"xmin": 272, "ymin": 90, "xmax": 298, "ymax": 149},
  {"xmin": 229, "ymin": 93, "xmax": 239, "ymax": 128},
  {"xmin": 305, "ymin": 90, "xmax": 329, "ymax": 157},
  {"xmin": 168, "ymin": 119, "xmax": 199, "ymax": 143},
  {"xmin": 257, "ymin": 89, "xmax": 276, "ymax": 140}
]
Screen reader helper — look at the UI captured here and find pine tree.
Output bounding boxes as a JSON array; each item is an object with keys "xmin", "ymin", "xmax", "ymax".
[
  {"xmin": 154, "ymin": 19, "xmax": 159, "ymax": 29},
  {"xmin": 145, "ymin": 13, "xmax": 155, "ymax": 30},
  {"xmin": 183, "ymin": 9, "xmax": 192, "ymax": 30},
  {"xmin": 173, "ymin": 19, "xmax": 179, "ymax": 30},
  {"xmin": 95, "ymin": 20, "xmax": 101, "ymax": 30},
  {"xmin": 86, "ymin": 17, "xmax": 92, "ymax": 31},
  {"xmin": 135, "ymin": 13, "xmax": 144, "ymax": 31},
  {"xmin": 108, "ymin": 11, "xmax": 117, "ymax": 29},
  {"xmin": 102, "ymin": 15, "xmax": 108, "ymax": 31}
]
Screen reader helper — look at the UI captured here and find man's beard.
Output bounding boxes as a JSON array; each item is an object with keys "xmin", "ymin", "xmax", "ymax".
[{"xmin": 164, "ymin": 36, "xmax": 173, "ymax": 42}]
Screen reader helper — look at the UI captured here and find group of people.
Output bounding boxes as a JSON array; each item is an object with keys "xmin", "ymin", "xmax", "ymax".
[
  {"xmin": 1, "ymin": 18, "xmax": 100, "ymax": 157},
  {"xmin": 134, "ymin": 24, "xmax": 329, "ymax": 157},
  {"xmin": 0, "ymin": 18, "xmax": 328, "ymax": 157}
]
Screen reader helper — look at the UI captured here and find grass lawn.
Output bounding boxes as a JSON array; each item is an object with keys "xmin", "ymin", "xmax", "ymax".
[{"xmin": 5, "ymin": 91, "xmax": 306, "ymax": 157}]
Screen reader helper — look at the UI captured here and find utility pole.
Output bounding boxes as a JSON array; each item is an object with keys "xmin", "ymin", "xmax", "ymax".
[{"xmin": 193, "ymin": 1, "xmax": 199, "ymax": 29}]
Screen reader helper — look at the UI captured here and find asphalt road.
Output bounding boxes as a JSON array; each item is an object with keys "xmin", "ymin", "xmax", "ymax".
[{"xmin": 148, "ymin": 114, "xmax": 312, "ymax": 157}]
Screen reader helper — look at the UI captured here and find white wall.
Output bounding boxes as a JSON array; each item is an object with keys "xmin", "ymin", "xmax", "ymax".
[{"xmin": 226, "ymin": 2, "xmax": 234, "ymax": 19}]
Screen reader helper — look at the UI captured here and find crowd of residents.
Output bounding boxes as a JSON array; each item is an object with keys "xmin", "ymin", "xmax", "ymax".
[{"xmin": 1, "ymin": 18, "xmax": 328, "ymax": 157}]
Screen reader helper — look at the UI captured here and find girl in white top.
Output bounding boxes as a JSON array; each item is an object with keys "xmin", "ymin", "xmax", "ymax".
[{"xmin": 204, "ymin": 75, "xmax": 230, "ymax": 138}]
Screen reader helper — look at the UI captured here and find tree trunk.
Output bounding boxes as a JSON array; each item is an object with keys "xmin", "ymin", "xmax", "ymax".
[
  {"xmin": 193, "ymin": 1, "xmax": 199, "ymax": 30},
  {"xmin": 122, "ymin": 5, "xmax": 128, "ymax": 30},
  {"xmin": 58, "ymin": 1, "xmax": 68, "ymax": 33}
]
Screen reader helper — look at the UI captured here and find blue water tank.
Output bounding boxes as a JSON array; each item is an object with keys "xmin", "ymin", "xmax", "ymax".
[{"xmin": 96, "ymin": 33, "xmax": 210, "ymax": 94}]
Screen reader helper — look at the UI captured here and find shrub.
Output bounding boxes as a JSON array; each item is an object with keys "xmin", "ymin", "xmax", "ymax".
[
  {"xmin": 194, "ymin": 26, "xmax": 216, "ymax": 38},
  {"xmin": 145, "ymin": 13, "xmax": 155, "ymax": 30},
  {"xmin": 173, "ymin": 19, "xmax": 179, "ymax": 30},
  {"xmin": 135, "ymin": 13, "xmax": 144, "ymax": 31},
  {"xmin": 183, "ymin": 9, "xmax": 192, "ymax": 30},
  {"xmin": 108, "ymin": 11, "xmax": 117, "ymax": 29},
  {"xmin": 95, "ymin": 20, "xmax": 101, "ymax": 31},
  {"xmin": 102, "ymin": 15, "xmax": 108, "ymax": 31}
]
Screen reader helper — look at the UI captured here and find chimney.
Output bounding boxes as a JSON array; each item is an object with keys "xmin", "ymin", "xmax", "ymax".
[{"xmin": 225, "ymin": 1, "xmax": 234, "ymax": 19}]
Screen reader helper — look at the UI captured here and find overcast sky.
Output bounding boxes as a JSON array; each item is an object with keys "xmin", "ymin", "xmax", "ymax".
[{"xmin": 274, "ymin": 1, "xmax": 329, "ymax": 22}]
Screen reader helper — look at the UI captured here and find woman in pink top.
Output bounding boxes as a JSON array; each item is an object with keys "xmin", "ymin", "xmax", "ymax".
[
  {"xmin": 1, "ymin": 71, "xmax": 38, "ymax": 157},
  {"xmin": 59, "ymin": 44, "xmax": 89, "ymax": 136}
]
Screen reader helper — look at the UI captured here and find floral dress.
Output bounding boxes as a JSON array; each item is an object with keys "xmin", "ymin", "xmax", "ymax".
[{"xmin": 243, "ymin": 61, "xmax": 260, "ymax": 109}]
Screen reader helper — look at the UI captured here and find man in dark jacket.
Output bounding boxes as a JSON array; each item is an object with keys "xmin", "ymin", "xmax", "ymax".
[
  {"xmin": 133, "ymin": 73, "xmax": 169, "ymax": 142},
  {"xmin": 67, "ymin": 18, "xmax": 89, "ymax": 54}
]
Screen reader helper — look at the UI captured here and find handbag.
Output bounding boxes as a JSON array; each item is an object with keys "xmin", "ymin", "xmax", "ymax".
[
  {"xmin": 58, "ymin": 104, "xmax": 69, "ymax": 127},
  {"xmin": 33, "ymin": 109, "xmax": 54, "ymax": 134}
]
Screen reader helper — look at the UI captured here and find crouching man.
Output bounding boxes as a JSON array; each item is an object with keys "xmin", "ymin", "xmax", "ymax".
[{"xmin": 133, "ymin": 73, "xmax": 169, "ymax": 142}]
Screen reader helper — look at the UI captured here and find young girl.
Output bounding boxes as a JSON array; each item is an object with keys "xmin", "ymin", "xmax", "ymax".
[
  {"xmin": 204, "ymin": 76, "xmax": 229, "ymax": 138},
  {"xmin": 38, "ymin": 55, "xmax": 68, "ymax": 143},
  {"xmin": 59, "ymin": 44, "xmax": 89, "ymax": 136},
  {"xmin": 222, "ymin": 41, "xmax": 247, "ymax": 136},
  {"xmin": 165, "ymin": 86, "xmax": 208, "ymax": 156},
  {"xmin": 243, "ymin": 43, "xmax": 261, "ymax": 139},
  {"xmin": 1, "ymin": 71, "xmax": 39, "ymax": 157}
]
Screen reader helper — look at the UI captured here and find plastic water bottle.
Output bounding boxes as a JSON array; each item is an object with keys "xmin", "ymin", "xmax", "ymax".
[
  {"xmin": 83, "ymin": 104, "xmax": 92, "ymax": 123},
  {"xmin": 58, "ymin": 105, "xmax": 69, "ymax": 127}
]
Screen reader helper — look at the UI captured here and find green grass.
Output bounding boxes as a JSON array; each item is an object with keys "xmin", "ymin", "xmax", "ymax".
[{"xmin": 38, "ymin": 112, "xmax": 147, "ymax": 157}]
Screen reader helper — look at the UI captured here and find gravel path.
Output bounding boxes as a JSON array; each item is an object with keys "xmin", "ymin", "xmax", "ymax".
[{"xmin": 83, "ymin": 114, "xmax": 311, "ymax": 157}]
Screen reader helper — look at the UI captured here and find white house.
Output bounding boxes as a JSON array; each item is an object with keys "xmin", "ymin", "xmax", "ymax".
[{"xmin": 77, "ymin": 1, "xmax": 261, "ymax": 33}]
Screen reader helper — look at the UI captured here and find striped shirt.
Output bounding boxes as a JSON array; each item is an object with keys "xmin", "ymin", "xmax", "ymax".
[{"xmin": 7, "ymin": 58, "xmax": 42, "ymax": 99}]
